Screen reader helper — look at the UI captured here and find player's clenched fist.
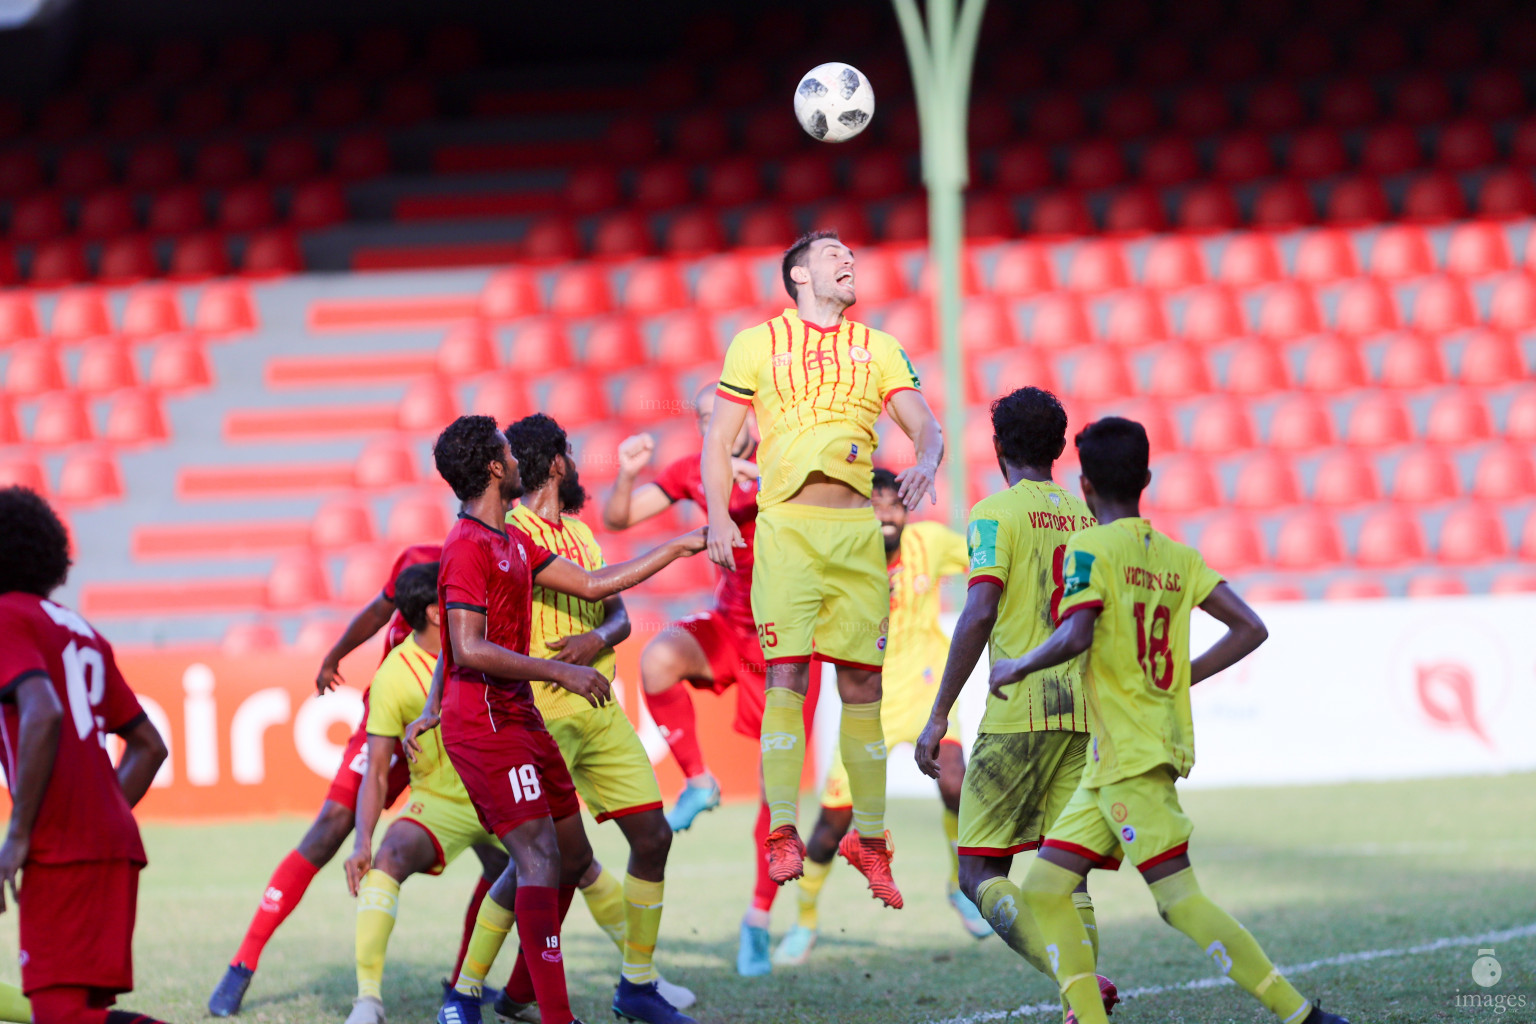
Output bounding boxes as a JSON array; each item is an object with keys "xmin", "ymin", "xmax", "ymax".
[
  {"xmin": 617, "ymin": 433, "xmax": 655, "ymax": 476},
  {"xmin": 555, "ymin": 663, "xmax": 611, "ymax": 707}
]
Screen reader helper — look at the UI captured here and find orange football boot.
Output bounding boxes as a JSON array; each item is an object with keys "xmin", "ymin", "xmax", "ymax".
[
  {"xmin": 837, "ymin": 829, "xmax": 903, "ymax": 908},
  {"xmin": 764, "ymin": 824, "xmax": 806, "ymax": 883}
]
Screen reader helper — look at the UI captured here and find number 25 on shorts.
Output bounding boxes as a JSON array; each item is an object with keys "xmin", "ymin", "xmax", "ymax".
[
  {"xmin": 507, "ymin": 764, "xmax": 542, "ymax": 803},
  {"xmin": 757, "ymin": 622, "xmax": 778, "ymax": 648}
]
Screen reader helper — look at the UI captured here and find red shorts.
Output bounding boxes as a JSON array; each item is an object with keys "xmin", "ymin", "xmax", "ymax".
[
  {"xmin": 444, "ymin": 723, "xmax": 580, "ymax": 837},
  {"xmin": 19, "ymin": 859, "xmax": 139, "ymax": 996},
  {"xmin": 673, "ymin": 610, "xmax": 768, "ymax": 737},
  {"xmin": 326, "ymin": 691, "xmax": 411, "ymax": 811}
]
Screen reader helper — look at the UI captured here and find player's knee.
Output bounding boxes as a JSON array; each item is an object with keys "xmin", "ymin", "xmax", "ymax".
[
  {"xmin": 299, "ymin": 802, "xmax": 353, "ymax": 861},
  {"xmin": 631, "ymin": 819, "xmax": 673, "ymax": 869},
  {"xmin": 641, "ymin": 634, "xmax": 689, "ymax": 692},
  {"xmin": 957, "ymin": 859, "xmax": 992, "ymax": 904}
]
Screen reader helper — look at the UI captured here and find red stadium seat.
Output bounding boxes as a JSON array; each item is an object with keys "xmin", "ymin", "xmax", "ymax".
[
  {"xmin": 77, "ymin": 189, "xmax": 137, "ymax": 238},
  {"xmin": 193, "ymin": 141, "xmax": 250, "ymax": 186},
  {"xmin": 29, "ymin": 240, "xmax": 88, "ymax": 288},
  {"xmin": 1509, "ymin": 388, "xmax": 1536, "ymax": 443},
  {"xmin": 56, "ymin": 448, "xmax": 122, "ymax": 504},
  {"xmin": 0, "ymin": 151, "xmax": 44, "ymax": 196},
  {"xmin": 1101, "ymin": 92, "xmax": 1160, "ymax": 139},
  {"xmin": 1065, "ymin": 240, "xmax": 1130, "ymax": 293},
  {"xmin": 436, "ymin": 323, "xmax": 498, "ymax": 378},
  {"xmin": 1151, "ymin": 456, "xmax": 1219, "ymax": 512},
  {"xmin": 122, "ymin": 286, "xmax": 185, "ymax": 338},
  {"xmin": 964, "ymin": 192, "xmax": 1020, "ymax": 240},
  {"xmin": 991, "ymin": 242, "xmax": 1055, "ymax": 297},
  {"xmin": 1472, "ymin": 445, "xmax": 1536, "ymax": 500},
  {"xmin": 1197, "ymin": 513, "xmax": 1265, "ymax": 572},
  {"xmin": 634, "ymin": 162, "xmax": 693, "ymax": 211},
  {"xmin": 1403, "ymin": 172, "xmax": 1468, "ymax": 223},
  {"xmin": 1217, "ymin": 234, "xmax": 1282, "ymax": 287},
  {"xmin": 1437, "ymin": 120, "xmax": 1498, "ymax": 172},
  {"xmin": 311, "ymin": 81, "xmax": 368, "ymax": 130},
  {"xmin": 1488, "ymin": 274, "xmax": 1536, "ymax": 333},
  {"xmin": 878, "ymin": 300, "xmax": 932, "ymax": 357},
  {"xmin": 1299, "ymin": 338, "xmax": 1367, "ymax": 392},
  {"xmin": 480, "ymin": 267, "xmax": 541, "ymax": 321},
  {"xmin": 1393, "ymin": 448, "xmax": 1461, "ymax": 503},
  {"xmin": 56, "ymin": 146, "xmax": 113, "ymax": 193},
  {"xmin": 537, "ymin": 372, "xmax": 611, "ymax": 428},
  {"xmin": 1065, "ymin": 139, "xmax": 1127, "ymax": 190},
  {"xmin": 1425, "ymin": 391, "xmax": 1493, "ymax": 444},
  {"xmin": 655, "ymin": 311, "xmax": 719, "ymax": 367},
  {"xmin": 169, "ymin": 234, "xmax": 230, "ymax": 280},
  {"xmin": 1178, "ymin": 286, "xmax": 1244, "ymax": 345},
  {"xmin": 812, "ymin": 200, "xmax": 871, "ymax": 247},
  {"xmin": 1360, "ymin": 124, "xmax": 1421, "ymax": 176},
  {"xmin": 97, "ymin": 237, "xmax": 159, "ymax": 286},
  {"xmin": 521, "ymin": 219, "xmax": 581, "ymax": 263},
  {"xmin": 311, "ymin": 498, "xmax": 376, "ymax": 549},
  {"xmin": 1175, "ymin": 184, "xmax": 1240, "ymax": 232},
  {"xmin": 958, "ymin": 296, "xmax": 1016, "ymax": 354},
  {"xmin": 1212, "ymin": 132, "xmax": 1273, "ymax": 182},
  {"xmin": 336, "ymin": 546, "xmax": 396, "ymax": 604},
  {"xmin": 148, "ymin": 187, "xmax": 207, "ymax": 234},
  {"xmin": 1356, "ymin": 508, "xmax": 1428, "ymax": 566},
  {"xmin": 622, "ymin": 260, "xmax": 688, "ymax": 314},
  {"xmin": 262, "ymin": 136, "xmax": 321, "ymax": 184},
  {"xmin": 1268, "ymin": 395, "xmax": 1336, "ymax": 450},
  {"xmin": 1319, "ymin": 78, "xmax": 1380, "ymax": 127},
  {"xmin": 9, "ymin": 194, "xmax": 65, "ymax": 244},
  {"xmin": 1273, "ymin": 509, "xmax": 1345, "ymax": 569},
  {"xmin": 592, "ymin": 211, "xmax": 653, "ymax": 260},
  {"xmin": 1090, "ymin": 397, "xmax": 1175, "ymax": 453},
  {"xmin": 1101, "ymin": 291, "xmax": 1170, "ymax": 346},
  {"xmin": 1278, "ymin": 29, "xmax": 1336, "ymax": 77},
  {"xmin": 354, "ymin": 26, "xmax": 412, "ymax": 77},
  {"xmin": 615, "ymin": 368, "xmax": 681, "ymax": 424},
  {"xmin": 674, "ymin": 110, "xmax": 731, "ymax": 163},
  {"xmin": 1141, "ymin": 237, "xmax": 1206, "ymax": 291},
  {"xmin": 1325, "ymin": 577, "xmax": 1389, "ymax": 600},
  {"xmin": 663, "ymin": 210, "xmax": 726, "ymax": 257},
  {"xmin": 4, "ymin": 342, "xmax": 64, "ymax": 395},
  {"xmin": 147, "ymin": 335, "xmax": 211, "ymax": 390},
  {"xmin": 76, "ymin": 339, "xmax": 138, "ymax": 393},
  {"xmin": 1252, "ymin": 181, "xmax": 1316, "ymax": 229},
  {"xmin": 221, "ymin": 622, "xmax": 282, "ymax": 655},
  {"xmin": 1029, "ymin": 191, "xmax": 1094, "ymax": 237},
  {"xmin": 103, "ymin": 389, "xmax": 167, "ymax": 444},
  {"xmin": 195, "ymin": 282, "xmax": 257, "ymax": 333},
  {"xmin": 1467, "ymin": 68, "xmax": 1525, "ymax": 119},
  {"xmin": 355, "ymin": 438, "xmax": 420, "ymax": 489},
  {"xmin": 218, "ymin": 183, "xmax": 276, "ymax": 232},
  {"xmin": 1492, "ymin": 570, "xmax": 1536, "ymax": 595},
  {"xmin": 37, "ymin": 95, "xmax": 90, "ymax": 143},
  {"xmin": 549, "ymin": 265, "xmax": 615, "ymax": 317},
  {"xmin": 777, "ymin": 154, "xmax": 835, "ymax": 204},
  {"xmin": 1232, "ymin": 452, "xmax": 1300, "ymax": 508},
  {"xmin": 1334, "ymin": 279, "xmax": 1400, "ymax": 337},
  {"xmin": 267, "ymin": 551, "xmax": 330, "ymax": 609},
  {"xmin": 991, "ymin": 142, "xmax": 1054, "ymax": 192},
  {"xmin": 1406, "ymin": 573, "xmax": 1470, "ymax": 598},
  {"xmin": 575, "ymin": 316, "xmax": 646, "ymax": 371},
  {"xmin": 1254, "ymin": 283, "xmax": 1322, "ymax": 340},
  {"xmin": 385, "ymin": 493, "xmax": 450, "ymax": 547},
  {"xmin": 1438, "ymin": 504, "xmax": 1508, "ymax": 564},
  {"xmin": 1445, "ymin": 223, "xmax": 1513, "ymax": 277},
  {"xmin": 564, "ymin": 165, "xmax": 622, "ymax": 214},
  {"xmin": 849, "ymin": 249, "xmax": 908, "ymax": 305},
  {"xmin": 1477, "ymin": 170, "xmax": 1536, "ymax": 219},
  {"xmin": 398, "ymin": 378, "xmax": 458, "ymax": 433},
  {"xmin": 1345, "ymin": 393, "xmax": 1414, "ymax": 447},
  {"xmin": 1411, "ymin": 278, "xmax": 1476, "ymax": 334},
  {"xmin": 1139, "ymin": 137, "xmax": 1201, "ymax": 186},
  {"xmin": 1067, "ymin": 348, "xmax": 1133, "ymax": 402},
  {"xmin": 1104, "ymin": 186, "xmax": 1167, "ymax": 235},
  {"xmin": 1292, "ymin": 229, "xmax": 1359, "ymax": 285},
  {"xmin": 1391, "ymin": 69, "xmax": 1450, "ymax": 120},
  {"xmin": 506, "ymin": 320, "xmax": 575, "ymax": 374},
  {"xmin": 1378, "ymin": 333, "xmax": 1447, "ymax": 389},
  {"xmin": 1145, "ymin": 344, "xmax": 1211, "ymax": 398},
  {"xmin": 1325, "ymin": 177, "xmax": 1391, "ymax": 226},
  {"xmin": 51, "ymin": 289, "xmax": 112, "ymax": 341},
  {"xmin": 1287, "ymin": 127, "xmax": 1349, "ymax": 179},
  {"xmin": 31, "ymin": 392, "xmax": 93, "ymax": 445},
  {"xmin": 1186, "ymin": 397, "xmax": 1256, "ymax": 453},
  {"xmin": 1368, "ymin": 225, "xmax": 1433, "ymax": 280},
  {"xmin": 1026, "ymin": 294, "xmax": 1091, "ymax": 348},
  {"xmin": 693, "ymin": 255, "xmax": 759, "ymax": 312},
  {"xmin": 849, "ymin": 151, "xmax": 911, "ymax": 199},
  {"xmin": 1224, "ymin": 339, "xmax": 1290, "ymax": 394},
  {"xmin": 122, "ymin": 143, "xmax": 179, "ymax": 191},
  {"xmin": 0, "ymin": 456, "xmax": 47, "ymax": 494},
  {"xmin": 241, "ymin": 85, "xmax": 298, "ymax": 133},
  {"xmin": 1311, "ymin": 450, "xmax": 1382, "ymax": 507},
  {"xmin": 1247, "ymin": 82, "xmax": 1306, "ymax": 131},
  {"xmin": 289, "ymin": 179, "xmax": 347, "ymax": 228},
  {"xmin": 1170, "ymin": 87, "xmax": 1229, "ymax": 136},
  {"xmin": 1027, "ymin": 95, "xmax": 1088, "ymax": 142},
  {"xmin": 0, "ymin": 295, "xmax": 40, "ymax": 343},
  {"xmin": 881, "ymin": 197, "xmax": 928, "ymax": 243},
  {"xmin": 1458, "ymin": 331, "xmax": 1525, "ymax": 386}
]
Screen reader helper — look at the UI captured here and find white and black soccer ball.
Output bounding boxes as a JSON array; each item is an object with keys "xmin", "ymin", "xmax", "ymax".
[{"xmin": 793, "ymin": 62, "xmax": 875, "ymax": 143}]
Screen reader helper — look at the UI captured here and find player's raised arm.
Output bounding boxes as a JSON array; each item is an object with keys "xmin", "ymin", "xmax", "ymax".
[
  {"xmin": 345, "ymin": 733, "xmax": 396, "ymax": 896},
  {"xmin": 886, "ymin": 388, "xmax": 943, "ymax": 511},
  {"xmin": 701, "ymin": 389, "xmax": 750, "ymax": 571},
  {"xmin": 0, "ymin": 675, "xmax": 62, "ymax": 912},
  {"xmin": 1191, "ymin": 582, "xmax": 1269, "ymax": 685},
  {"xmin": 533, "ymin": 528, "xmax": 707, "ymax": 602},
  {"xmin": 604, "ymin": 433, "xmax": 673, "ymax": 530},
  {"xmin": 915, "ymin": 580, "xmax": 1000, "ymax": 779},
  {"xmin": 989, "ymin": 608, "xmax": 1098, "ymax": 696},
  {"xmin": 316, "ymin": 591, "xmax": 394, "ymax": 694},
  {"xmin": 446, "ymin": 606, "xmax": 611, "ymax": 707}
]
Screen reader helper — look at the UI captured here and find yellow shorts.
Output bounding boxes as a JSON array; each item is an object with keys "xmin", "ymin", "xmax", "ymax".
[
  {"xmin": 544, "ymin": 701, "xmax": 663, "ymax": 823},
  {"xmin": 821, "ymin": 698, "xmax": 958, "ymax": 809},
  {"xmin": 751, "ymin": 502, "xmax": 888, "ymax": 669},
  {"xmin": 395, "ymin": 789, "xmax": 503, "ymax": 875},
  {"xmin": 1042, "ymin": 764, "xmax": 1194, "ymax": 874},
  {"xmin": 957, "ymin": 731, "xmax": 1088, "ymax": 857}
]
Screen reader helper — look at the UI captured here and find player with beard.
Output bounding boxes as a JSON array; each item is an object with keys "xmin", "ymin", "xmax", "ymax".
[
  {"xmin": 501, "ymin": 414, "xmax": 693, "ymax": 1021},
  {"xmin": 604, "ymin": 383, "xmax": 823, "ymax": 976}
]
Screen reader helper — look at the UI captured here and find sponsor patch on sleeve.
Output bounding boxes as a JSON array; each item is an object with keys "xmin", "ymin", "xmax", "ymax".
[
  {"xmin": 968, "ymin": 519, "xmax": 999, "ymax": 569},
  {"xmin": 1062, "ymin": 550, "xmax": 1096, "ymax": 597}
]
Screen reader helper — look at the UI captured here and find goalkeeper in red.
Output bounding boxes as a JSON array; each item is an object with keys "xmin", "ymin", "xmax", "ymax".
[{"xmin": 994, "ymin": 417, "xmax": 1349, "ymax": 1024}]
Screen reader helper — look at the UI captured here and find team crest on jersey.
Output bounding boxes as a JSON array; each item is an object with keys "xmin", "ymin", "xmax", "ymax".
[
  {"xmin": 913, "ymin": 573, "xmax": 931, "ymax": 594},
  {"xmin": 1111, "ymin": 802, "xmax": 1128, "ymax": 822},
  {"xmin": 1048, "ymin": 492, "xmax": 1061, "ymax": 507},
  {"xmin": 849, "ymin": 345, "xmax": 871, "ymax": 363},
  {"xmin": 498, "ymin": 559, "xmax": 510, "ymax": 572}
]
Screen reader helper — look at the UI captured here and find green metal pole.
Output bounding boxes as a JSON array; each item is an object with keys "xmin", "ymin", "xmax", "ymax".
[{"xmin": 891, "ymin": 0, "xmax": 988, "ymax": 531}]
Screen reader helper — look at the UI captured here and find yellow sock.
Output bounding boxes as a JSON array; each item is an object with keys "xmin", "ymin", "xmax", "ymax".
[
  {"xmin": 1151, "ymin": 868, "xmax": 1312, "ymax": 1023},
  {"xmin": 839, "ymin": 700, "xmax": 887, "ymax": 836},
  {"xmin": 621, "ymin": 874, "xmax": 665, "ymax": 985},
  {"xmin": 796, "ymin": 857, "xmax": 832, "ymax": 930},
  {"xmin": 582, "ymin": 865, "xmax": 627, "ymax": 952},
  {"xmin": 454, "ymin": 895, "xmax": 514, "ymax": 999},
  {"xmin": 942, "ymin": 809, "xmax": 961, "ymax": 890},
  {"xmin": 974, "ymin": 875, "xmax": 1053, "ymax": 977},
  {"xmin": 1021, "ymin": 858, "xmax": 1105, "ymax": 1024},
  {"xmin": 355, "ymin": 870, "xmax": 400, "ymax": 1002},
  {"xmin": 761, "ymin": 688, "xmax": 807, "ymax": 831},
  {"xmin": 0, "ymin": 981, "xmax": 29, "ymax": 1023},
  {"xmin": 1073, "ymin": 890, "xmax": 1100, "ymax": 962}
]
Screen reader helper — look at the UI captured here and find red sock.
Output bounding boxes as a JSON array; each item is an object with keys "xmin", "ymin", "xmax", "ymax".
[
  {"xmin": 29, "ymin": 988, "xmax": 170, "ymax": 1024},
  {"xmin": 645, "ymin": 683, "xmax": 706, "ymax": 779},
  {"xmin": 514, "ymin": 886, "xmax": 572, "ymax": 1024},
  {"xmin": 451, "ymin": 875, "xmax": 493, "ymax": 982},
  {"xmin": 233, "ymin": 850, "xmax": 319, "ymax": 969},
  {"xmin": 507, "ymin": 883, "xmax": 577, "ymax": 1002},
  {"xmin": 752, "ymin": 800, "xmax": 777, "ymax": 912}
]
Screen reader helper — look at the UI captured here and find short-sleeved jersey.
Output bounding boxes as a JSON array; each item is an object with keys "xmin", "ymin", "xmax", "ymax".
[
  {"xmin": 653, "ymin": 453, "xmax": 757, "ymax": 629},
  {"xmin": 0, "ymin": 594, "xmax": 147, "ymax": 866},
  {"xmin": 438, "ymin": 513, "xmax": 556, "ymax": 736},
  {"xmin": 507, "ymin": 504, "xmax": 615, "ymax": 722},
  {"xmin": 365, "ymin": 634, "xmax": 469, "ymax": 801},
  {"xmin": 1055, "ymin": 517, "xmax": 1224, "ymax": 787},
  {"xmin": 967, "ymin": 480, "xmax": 1097, "ymax": 734},
  {"xmin": 717, "ymin": 309, "xmax": 921, "ymax": 508},
  {"xmin": 881, "ymin": 521, "xmax": 968, "ymax": 722},
  {"xmin": 381, "ymin": 544, "xmax": 443, "ymax": 654}
]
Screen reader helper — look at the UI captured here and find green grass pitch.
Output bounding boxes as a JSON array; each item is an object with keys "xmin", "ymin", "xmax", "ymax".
[{"xmin": 5, "ymin": 773, "xmax": 1531, "ymax": 1023}]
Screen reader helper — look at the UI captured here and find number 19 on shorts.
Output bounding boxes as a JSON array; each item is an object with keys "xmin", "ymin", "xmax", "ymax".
[{"xmin": 507, "ymin": 764, "xmax": 542, "ymax": 802}]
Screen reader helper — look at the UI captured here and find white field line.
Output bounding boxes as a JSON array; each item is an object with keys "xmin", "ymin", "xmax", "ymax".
[{"xmin": 922, "ymin": 920, "xmax": 1536, "ymax": 1024}]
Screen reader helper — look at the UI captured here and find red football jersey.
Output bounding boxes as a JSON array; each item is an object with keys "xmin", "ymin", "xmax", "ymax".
[
  {"xmin": 438, "ymin": 513, "xmax": 555, "ymax": 736},
  {"xmin": 0, "ymin": 593, "xmax": 146, "ymax": 866},
  {"xmin": 380, "ymin": 543, "xmax": 443, "ymax": 655},
  {"xmin": 653, "ymin": 453, "xmax": 757, "ymax": 628}
]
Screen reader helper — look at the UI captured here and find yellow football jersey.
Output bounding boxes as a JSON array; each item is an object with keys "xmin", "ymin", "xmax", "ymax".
[
  {"xmin": 967, "ymin": 479, "xmax": 1097, "ymax": 734},
  {"xmin": 366, "ymin": 634, "xmax": 469, "ymax": 801},
  {"xmin": 1056, "ymin": 517, "xmax": 1224, "ymax": 788},
  {"xmin": 717, "ymin": 308, "xmax": 922, "ymax": 508},
  {"xmin": 882, "ymin": 520, "xmax": 969, "ymax": 723},
  {"xmin": 507, "ymin": 504, "xmax": 616, "ymax": 722}
]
